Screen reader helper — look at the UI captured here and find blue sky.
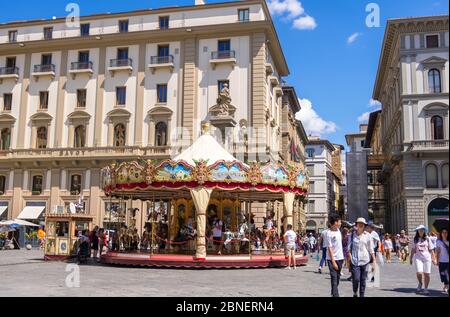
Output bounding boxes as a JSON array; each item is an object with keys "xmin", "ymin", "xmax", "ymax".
[{"xmin": 1, "ymin": 0, "xmax": 448, "ymax": 146}]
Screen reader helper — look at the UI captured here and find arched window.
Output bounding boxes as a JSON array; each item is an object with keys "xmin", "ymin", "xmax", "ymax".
[
  {"xmin": 155, "ymin": 121, "xmax": 168, "ymax": 146},
  {"xmin": 32, "ymin": 175, "xmax": 43, "ymax": 194},
  {"xmin": 74, "ymin": 125, "xmax": 86, "ymax": 148},
  {"xmin": 114, "ymin": 124, "xmax": 126, "ymax": 147},
  {"xmin": 431, "ymin": 115, "xmax": 444, "ymax": 140},
  {"xmin": 442, "ymin": 164, "xmax": 449, "ymax": 188},
  {"xmin": 428, "ymin": 69, "xmax": 441, "ymax": 93},
  {"xmin": 0, "ymin": 128, "xmax": 11, "ymax": 150},
  {"xmin": 0, "ymin": 175, "xmax": 6, "ymax": 194},
  {"xmin": 425, "ymin": 163, "xmax": 439, "ymax": 188},
  {"xmin": 70, "ymin": 174, "xmax": 82, "ymax": 195},
  {"xmin": 36, "ymin": 127, "xmax": 48, "ymax": 149}
]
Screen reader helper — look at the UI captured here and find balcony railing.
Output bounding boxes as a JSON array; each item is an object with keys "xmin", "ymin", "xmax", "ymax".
[
  {"xmin": 408, "ymin": 140, "xmax": 449, "ymax": 151},
  {"xmin": 150, "ymin": 55, "xmax": 174, "ymax": 65},
  {"xmin": 0, "ymin": 66, "xmax": 19, "ymax": 76},
  {"xmin": 71, "ymin": 61, "xmax": 93, "ymax": 70},
  {"xmin": 110, "ymin": 58, "xmax": 133, "ymax": 68},
  {"xmin": 211, "ymin": 50, "xmax": 236, "ymax": 60},
  {"xmin": 33, "ymin": 64, "xmax": 55, "ymax": 73}
]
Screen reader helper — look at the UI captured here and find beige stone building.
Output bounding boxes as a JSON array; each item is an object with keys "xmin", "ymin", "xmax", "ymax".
[
  {"xmin": 373, "ymin": 15, "xmax": 449, "ymax": 234},
  {"xmin": 0, "ymin": 0, "xmax": 303, "ymax": 231},
  {"xmin": 281, "ymin": 85, "xmax": 308, "ymax": 232}
]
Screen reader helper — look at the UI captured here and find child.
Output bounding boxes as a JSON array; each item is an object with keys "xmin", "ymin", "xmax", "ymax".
[{"xmin": 383, "ymin": 233, "xmax": 393, "ymax": 263}]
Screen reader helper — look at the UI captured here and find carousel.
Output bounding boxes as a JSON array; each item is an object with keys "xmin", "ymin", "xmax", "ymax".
[{"xmin": 101, "ymin": 122, "xmax": 308, "ymax": 268}]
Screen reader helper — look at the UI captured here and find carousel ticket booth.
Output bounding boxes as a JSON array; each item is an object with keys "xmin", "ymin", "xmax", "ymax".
[
  {"xmin": 44, "ymin": 214, "xmax": 93, "ymax": 260},
  {"xmin": 100, "ymin": 122, "xmax": 309, "ymax": 268}
]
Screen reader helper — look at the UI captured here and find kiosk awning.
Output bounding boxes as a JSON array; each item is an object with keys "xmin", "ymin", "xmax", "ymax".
[{"xmin": 17, "ymin": 206, "xmax": 45, "ymax": 220}]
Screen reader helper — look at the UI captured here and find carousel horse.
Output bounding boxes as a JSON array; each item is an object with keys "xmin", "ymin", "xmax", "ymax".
[{"xmin": 141, "ymin": 228, "xmax": 152, "ymax": 251}]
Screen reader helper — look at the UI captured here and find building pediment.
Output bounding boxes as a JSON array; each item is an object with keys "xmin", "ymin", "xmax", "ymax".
[
  {"xmin": 106, "ymin": 108, "xmax": 131, "ymax": 119},
  {"xmin": 67, "ymin": 110, "xmax": 91, "ymax": 121},
  {"xmin": 147, "ymin": 106, "xmax": 173, "ymax": 118},
  {"xmin": 0, "ymin": 113, "xmax": 16, "ymax": 124},
  {"xmin": 30, "ymin": 112, "xmax": 53, "ymax": 122},
  {"xmin": 421, "ymin": 56, "xmax": 447, "ymax": 65}
]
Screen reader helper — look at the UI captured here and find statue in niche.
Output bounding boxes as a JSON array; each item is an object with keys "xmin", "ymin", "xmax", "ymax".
[{"xmin": 209, "ymin": 83, "xmax": 236, "ymax": 118}]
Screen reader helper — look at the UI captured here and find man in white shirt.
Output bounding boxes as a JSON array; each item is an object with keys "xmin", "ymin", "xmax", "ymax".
[
  {"xmin": 284, "ymin": 224, "xmax": 297, "ymax": 270},
  {"xmin": 324, "ymin": 214, "xmax": 344, "ymax": 297},
  {"xmin": 367, "ymin": 222, "xmax": 381, "ymax": 282}
]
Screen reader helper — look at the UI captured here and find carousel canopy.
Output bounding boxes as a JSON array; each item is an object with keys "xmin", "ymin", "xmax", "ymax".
[
  {"xmin": 101, "ymin": 123, "xmax": 308, "ymax": 200},
  {"xmin": 174, "ymin": 132, "xmax": 240, "ymax": 167}
]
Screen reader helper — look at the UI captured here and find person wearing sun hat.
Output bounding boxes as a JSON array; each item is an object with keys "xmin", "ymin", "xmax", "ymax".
[
  {"xmin": 410, "ymin": 224, "xmax": 437, "ymax": 295},
  {"xmin": 347, "ymin": 217, "xmax": 376, "ymax": 297}
]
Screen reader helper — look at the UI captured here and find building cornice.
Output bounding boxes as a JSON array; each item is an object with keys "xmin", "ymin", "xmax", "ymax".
[
  {"xmin": 0, "ymin": 0, "xmax": 263, "ymax": 28},
  {"xmin": 373, "ymin": 15, "xmax": 449, "ymax": 101}
]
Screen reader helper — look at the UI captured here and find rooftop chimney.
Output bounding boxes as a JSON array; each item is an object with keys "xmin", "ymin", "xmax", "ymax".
[{"xmin": 195, "ymin": 0, "xmax": 205, "ymax": 5}]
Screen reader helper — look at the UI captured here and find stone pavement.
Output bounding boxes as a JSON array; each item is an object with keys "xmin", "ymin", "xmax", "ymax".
[{"xmin": 0, "ymin": 250, "xmax": 448, "ymax": 297}]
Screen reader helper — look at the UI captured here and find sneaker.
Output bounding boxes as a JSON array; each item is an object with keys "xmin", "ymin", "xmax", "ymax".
[
  {"xmin": 293, "ymin": 266, "xmax": 297, "ymax": 270},
  {"xmin": 285, "ymin": 266, "xmax": 292, "ymax": 270},
  {"xmin": 353, "ymin": 294, "xmax": 358, "ymax": 298},
  {"xmin": 422, "ymin": 289, "xmax": 430, "ymax": 295},
  {"xmin": 416, "ymin": 284, "xmax": 423, "ymax": 293},
  {"xmin": 318, "ymin": 267, "xmax": 322, "ymax": 274}
]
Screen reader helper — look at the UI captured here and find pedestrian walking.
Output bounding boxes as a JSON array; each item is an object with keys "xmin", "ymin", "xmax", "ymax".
[
  {"xmin": 284, "ymin": 224, "xmax": 297, "ymax": 270},
  {"xmin": 383, "ymin": 233, "xmax": 393, "ymax": 263},
  {"xmin": 410, "ymin": 225, "xmax": 437, "ymax": 295},
  {"xmin": 399, "ymin": 230, "xmax": 410, "ymax": 263},
  {"xmin": 348, "ymin": 218, "xmax": 376, "ymax": 297},
  {"xmin": 324, "ymin": 214, "xmax": 344, "ymax": 297},
  {"xmin": 318, "ymin": 226, "xmax": 329, "ymax": 274},
  {"xmin": 367, "ymin": 222, "xmax": 381, "ymax": 282},
  {"xmin": 436, "ymin": 228, "xmax": 449, "ymax": 294},
  {"xmin": 90, "ymin": 226, "xmax": 99, "ymax": 260}
]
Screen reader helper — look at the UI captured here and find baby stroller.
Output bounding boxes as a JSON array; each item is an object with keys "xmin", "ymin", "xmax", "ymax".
[{"xmin": 77, "ymin": 239, "xmax": 90, "ymax": 264}]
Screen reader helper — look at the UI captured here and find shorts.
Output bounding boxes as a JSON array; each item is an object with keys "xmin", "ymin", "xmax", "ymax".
[
  {"xmin": 400, "ymin": 246, "xmax": 409, "ymax": 254},
  {"xmin": 213, "ymin": 237, "xmax": 222, "ymax": 246},
  {"xmin": 285, "ymin": 244, "xmax": 295, "ymax": 251},
  {"xmin": 414, "ymin": 257, "xmax": 432, "ymax": 274}
]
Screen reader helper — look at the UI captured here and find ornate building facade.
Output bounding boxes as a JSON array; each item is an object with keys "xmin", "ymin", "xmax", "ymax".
[
  {"xmin": 0, "ymin": 0, "xmax": 303, "ymax": 231},
  {"xmin": 373, "ymin": 15, "xmax": 449, "ymax": 234}
]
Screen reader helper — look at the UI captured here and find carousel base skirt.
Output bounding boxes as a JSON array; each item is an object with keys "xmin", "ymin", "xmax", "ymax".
[{"xmin": 101, "ymin": 252, "xmax": 308, "ymax": 269}]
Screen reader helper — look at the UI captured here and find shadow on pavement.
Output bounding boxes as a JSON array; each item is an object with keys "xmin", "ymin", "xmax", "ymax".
[{"xmin": 384, "ymin": 288, "xmax": 448, "ymax": 297}]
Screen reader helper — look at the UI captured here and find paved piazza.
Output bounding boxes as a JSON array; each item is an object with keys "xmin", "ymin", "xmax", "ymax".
[{"xmin": 0, "ymin": 250, "xmax": 447, "ymax": 297}]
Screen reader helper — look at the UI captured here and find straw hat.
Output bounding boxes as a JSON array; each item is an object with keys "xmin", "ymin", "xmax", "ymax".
[{"xmin": 355, "ymin": 217, "xmax": 368, "ymax": 225}]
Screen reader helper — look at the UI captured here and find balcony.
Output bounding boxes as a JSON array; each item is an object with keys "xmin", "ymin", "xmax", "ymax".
[
  {"xmin": 0, "ymin": 146, "xmax": 171, "ymax": 163},
  {"xmin": 269, "ymin": 75, "xmax": 280, "ymax": 86},
  {"xmin": 108, "ymin": 58, "xmax": 133, "ymax": 77},
  {"xmin": 148, "ymin": 55, "xmax": 174, "ymax": 74},
  {"xmin": 408, "ymin": 140, "xmax": 449, "ymax": 153},
  {"xmin": 210, "ymin": 50, "xmax": 236, "ymax": 70},
  {"xmin": 265, "ymin": 62, "xmax": 274, "ymax": 75},
  {"xmin": 0, "ymin": 67, "xmax": 19, "ymax": 83},
  {"xmin": 32, "ymin": 64, "xmax": 56, "ymax": 81},
  {"xmin": 69, "ymin": 61, "xmax": 94, "ymax": 79}
]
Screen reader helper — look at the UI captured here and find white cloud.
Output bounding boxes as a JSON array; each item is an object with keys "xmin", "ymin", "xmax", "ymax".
[
  {"xmin": 295, "ymin": 98, "xmax": 337, "ymax": 136},
  {"xmin": 347, "ymin": 32, "xmax": 361, "ymax": 44},
  {"xmin": 268, "ymin": 0, "xmax": 317, "ymax": 30},
  {"xmin": 358, "ymin": 112, "xmax": 371, "ymax": 124},
  {"xmin": 293, "ymin": 15, "xmax": 317, "ymax": 30},
  {"xmin": 368, "ymin": 98, "xmax": 382, "ymax": 108}
]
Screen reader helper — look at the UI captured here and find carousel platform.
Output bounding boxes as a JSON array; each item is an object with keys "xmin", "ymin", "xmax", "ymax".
[{"xmin": 101, "ymin": 252, "xmax": 308, "ymax": 269}]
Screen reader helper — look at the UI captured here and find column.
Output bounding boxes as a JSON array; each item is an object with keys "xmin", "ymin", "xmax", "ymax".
[
  {"xmin": 16, "ymin": 53, "xmax": 31, "ymax": 149},
  {"xmin": 50, "ymin": 169, "xmax": 61, "ymax": 213},
  {"xmin": 190, "ymin": 187, "xmax": 212, "ymax": 260},
  {"xmin": 182, "ymin": 37, "xmax": 198, "ymax": 143},
  {"xmin": 283, "ymin": 192, "xmax": 295, "ymax": 232},
  {"xmin": 89, "ymin": 168, "xmax": 102, "ymax": 226},
  {"xmin": 54, "ymin": 50, "xmax": 68, "ymax": 147},
  {"xmin": 93, "ymin": 47, "xmax": 106, "ymax": 147},
  {"xmin": 134, "ymin": 43, "xmax": 146, "ymax": 146}
]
